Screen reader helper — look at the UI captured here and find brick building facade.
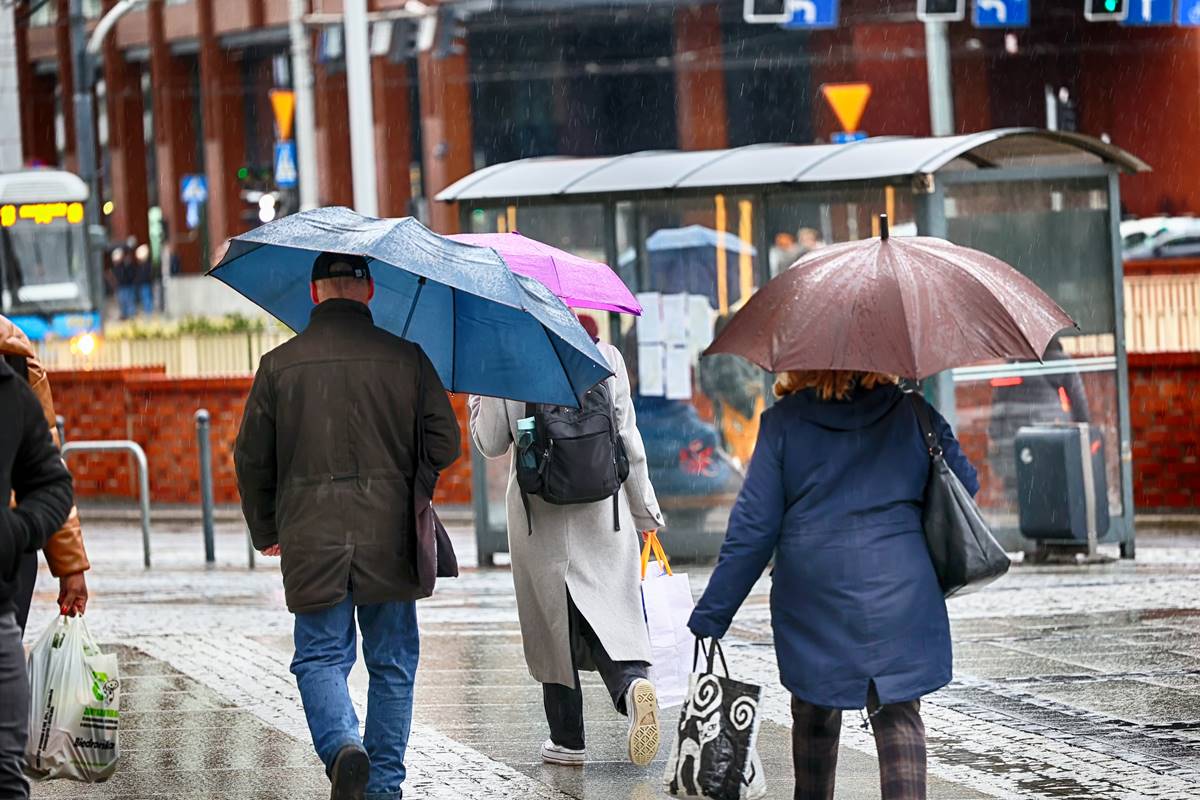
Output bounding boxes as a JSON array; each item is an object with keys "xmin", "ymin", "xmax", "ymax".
[{"xmin": 12, "ymin": 0, "xmax": 1200, "ymax": 271}]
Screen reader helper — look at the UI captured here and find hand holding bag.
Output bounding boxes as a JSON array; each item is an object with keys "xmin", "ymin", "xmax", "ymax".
[
  {"xmin": 910, "ymin": 393, "xmax": 1010, "ymax": 598},
  {"xmin": 663, "ymin": 639, "xmax": 767, "ymax": 800},
  {"xmin": 640, "ymin": 531, "xmax": 695, "ymax": 708},
  {"xmin": 413, "ymin": 368, "xmax": 458, "ymax": 597}
]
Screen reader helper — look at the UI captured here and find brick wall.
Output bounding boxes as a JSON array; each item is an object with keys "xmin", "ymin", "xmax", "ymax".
[
  {"xmin": 49, "ymin": 368, "xmax": 473, "ymax": 507},
  {"xmin": 48, "ymin": 355, "xmax": 1200, "ymax": 513},
  {"xmin": 1129, "ymin": 353, "xmax": 1200, "ymax": 510},
  {"xmin": 51, "ymin": 367, "xmax": 166, "ymax": 498}
]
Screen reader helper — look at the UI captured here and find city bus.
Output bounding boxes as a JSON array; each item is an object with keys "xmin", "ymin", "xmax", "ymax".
[{"xmin": 0, "ymin": 169, "xmax": 102, "ymax": 341}]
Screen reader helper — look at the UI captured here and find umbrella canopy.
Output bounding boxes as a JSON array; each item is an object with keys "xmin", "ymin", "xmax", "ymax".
[
  {"xmin": 449, "ymin": 231, "xmax": 641, "ymax": 315},
  {"xmin": 208, "ymin": 207, "xmax": 612, "ymax": 406},
  {"xmin": 642, "ymin": 225, "xmax": 758, "ymax": 309},
  {"xmin": 705, "ymin": 220, "xmax": 1075, "ymax": 380}
]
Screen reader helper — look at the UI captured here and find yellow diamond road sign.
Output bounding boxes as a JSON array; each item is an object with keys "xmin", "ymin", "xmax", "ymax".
[{"xmin": 821, "ymin": 83, "xmax": 872, "ymax": 133}]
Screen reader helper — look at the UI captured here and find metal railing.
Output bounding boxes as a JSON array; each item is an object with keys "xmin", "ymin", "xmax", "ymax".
[
  {"xmin": 61, "ymin": 440, "xmax": 152, "ymax": 568},
  {"xmin": 195, "ymin": 409, "xmax": 255, "ymax": 569}
]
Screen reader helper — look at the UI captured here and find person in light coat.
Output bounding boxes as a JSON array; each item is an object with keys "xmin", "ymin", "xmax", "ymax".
[{"xmin": 468, "ymin": 333, "xmax": 665, "ymax": 768}]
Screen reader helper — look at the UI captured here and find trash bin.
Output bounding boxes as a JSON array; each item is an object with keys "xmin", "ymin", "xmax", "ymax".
[{"xmin": 1015, "ymin": 424, "xmax": 1109, "ymax": 542}]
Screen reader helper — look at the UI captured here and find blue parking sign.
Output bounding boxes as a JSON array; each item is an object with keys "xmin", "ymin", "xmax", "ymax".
[
  {"xmin": 1124, "ymin": 0, "xmax": 1173, "ymax": 24},
  {"xmin": 972, "ymin": 0, "xmax": 1029, "ymax": 27},
  {"xmin": 1179, "ymin": 0, "xmax": 1200, "ymax": 25},
  {"xmin": 781, "ymin": 0, "xmax": 838, "ymax": 29}
]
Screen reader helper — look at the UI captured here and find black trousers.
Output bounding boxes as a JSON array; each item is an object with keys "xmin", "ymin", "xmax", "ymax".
[
  {"xmin": 13, "ymin": 553, "xmax": 38, "ymax": 634},
  {"xmin": 542, "ymin": 593, "xmax": 648, "ymax": 751}
]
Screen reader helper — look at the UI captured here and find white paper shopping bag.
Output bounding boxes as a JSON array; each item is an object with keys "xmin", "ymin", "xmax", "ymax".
[{"xmin": 641, "ymin": 532, "xmax": 696, "ymax": 708}]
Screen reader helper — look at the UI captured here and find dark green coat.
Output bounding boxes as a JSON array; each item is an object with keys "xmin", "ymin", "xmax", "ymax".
[{"xmin": 235, "ymin": 299, "xmax": 460, "ymax": 613}]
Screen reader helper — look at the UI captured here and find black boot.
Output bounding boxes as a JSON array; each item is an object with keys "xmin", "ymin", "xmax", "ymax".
[{"xmin": 329, "ymin": 744, "xmax": 370, "ymax": 800}]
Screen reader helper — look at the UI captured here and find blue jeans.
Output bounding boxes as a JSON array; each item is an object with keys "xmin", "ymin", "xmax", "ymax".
[
  {"xmin": 117, "ymin": 286, "xmax": 137, "ymax": 319},
  {"xmin": 138, "ymin": 283, "xmax": 154, "ymax": 314},
  {"xmin": 291, "ymin": 595, "xmax": 419, "ymax": 800}
]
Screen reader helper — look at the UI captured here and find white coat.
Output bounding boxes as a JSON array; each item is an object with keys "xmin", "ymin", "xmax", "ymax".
[{"xmin": 468, "ymin": 342, "xmax": 664, "ymax": 687}]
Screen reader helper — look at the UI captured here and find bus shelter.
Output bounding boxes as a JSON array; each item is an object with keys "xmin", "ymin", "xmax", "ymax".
[{"xmin": 438, "ymin": 128, "xmax": 1148, "ymax": 563}]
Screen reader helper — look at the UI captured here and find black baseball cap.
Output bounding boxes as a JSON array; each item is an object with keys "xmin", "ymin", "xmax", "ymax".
[{"xmin": 311, "ymin": 251, "xmax": 371, "ymax": 282}]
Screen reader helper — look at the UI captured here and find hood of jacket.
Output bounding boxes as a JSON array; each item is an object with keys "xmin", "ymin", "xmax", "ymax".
[{"xmin": 775, "ymin": 383, "xmax": 906, "ymax": 431}]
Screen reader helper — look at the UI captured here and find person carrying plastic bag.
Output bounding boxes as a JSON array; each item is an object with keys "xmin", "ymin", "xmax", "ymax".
[
  {"xmin": 25, "ymin": 615, "xmax": 120, "ymax": 783},
  {"xmin": 0, "ymin": 352, "xmax": 75, "ymax": 798}
]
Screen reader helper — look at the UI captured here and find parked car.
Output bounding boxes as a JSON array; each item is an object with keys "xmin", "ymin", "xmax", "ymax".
[
  {"xmin": 1146, "ymin": 233, "xmax": 1200, "ymax": 260},
  {"xmin": 1123, "ymin": 218, "xmax": 1200, "ymax": 260}
]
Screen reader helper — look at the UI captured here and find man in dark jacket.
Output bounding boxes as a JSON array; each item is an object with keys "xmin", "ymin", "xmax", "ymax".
[
  {"xmin": 235, "ymin": 252, "xmax": 460, "ymax": 800},
  {"xmin": 0, "ymin": 358, "xmax": 74, "ymax": 799}
]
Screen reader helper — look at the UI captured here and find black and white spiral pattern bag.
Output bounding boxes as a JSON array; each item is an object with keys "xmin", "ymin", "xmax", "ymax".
[{"xmin": 663, "ymin": 639, "xmax": 767, "ymax": 800}]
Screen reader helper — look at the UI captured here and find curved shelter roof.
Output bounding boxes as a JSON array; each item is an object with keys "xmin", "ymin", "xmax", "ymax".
[
  {"xmin": 437, "ymin": 128, "xmax": 1148, "ymax": 203},
  {"xmin": 0, "ymin": 169, "xmax": 89, "ymax": 203}
]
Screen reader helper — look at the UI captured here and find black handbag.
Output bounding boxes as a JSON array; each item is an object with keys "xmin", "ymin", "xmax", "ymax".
[
  {"xmin": 910, "ymin": 394, "xmax": 1010, "ymax": 598},
  {"xmin": 412, "ymin": 366, "xmax": 458, "ymax": 597}
]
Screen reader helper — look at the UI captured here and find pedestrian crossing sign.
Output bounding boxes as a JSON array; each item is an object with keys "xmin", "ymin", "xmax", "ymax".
[{"xmin": 274, "ymin": 141, "xmax": 298, "ymax": 189}]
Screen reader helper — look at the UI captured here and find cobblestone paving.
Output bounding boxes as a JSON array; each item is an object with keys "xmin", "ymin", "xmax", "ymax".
[{"xmin": 24, "ymin": 519, "xmax": 1200, "ymax": 799}]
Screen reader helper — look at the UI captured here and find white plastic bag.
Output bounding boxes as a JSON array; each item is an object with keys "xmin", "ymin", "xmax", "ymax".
[
  {"xmin": 25, "ymin": 616, "xmax": 120, "ymax": 782},
  {"xmin": 641, "ymin": 532, "xmax": 696, "ymax": 708}
]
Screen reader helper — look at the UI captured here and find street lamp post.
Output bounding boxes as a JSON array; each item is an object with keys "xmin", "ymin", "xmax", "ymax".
[
  {"xmin": 289, "ymin": 0, "xmax": 319, "ymax": 211},
  {"xmin": 343, "ymin": 0, "xmax": 378, "ymax": 217},
  {"xmin": 924, "ymin": 20, "xmax": 955, "ymax": 137},
  {"xmin": 70, "ymin": 0, "xmax": 104, "ymax": 317}
]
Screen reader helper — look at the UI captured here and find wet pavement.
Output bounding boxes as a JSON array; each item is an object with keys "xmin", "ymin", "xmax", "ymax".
[{"xmin": 22, "ymin": 514, "xmax": 1200, "ymax": 799}]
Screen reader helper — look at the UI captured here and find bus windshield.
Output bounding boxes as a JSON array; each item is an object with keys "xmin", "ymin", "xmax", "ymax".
[{"xmin": 0, "ymin": 215, "xmax": 89, "ymax": 311}]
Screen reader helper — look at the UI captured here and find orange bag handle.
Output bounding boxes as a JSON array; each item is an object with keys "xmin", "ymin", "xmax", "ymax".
[{"xmin": 640, "ymin": 530, "xmax": 673, "ymax": 579}]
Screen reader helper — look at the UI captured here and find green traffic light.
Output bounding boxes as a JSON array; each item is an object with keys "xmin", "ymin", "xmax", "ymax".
[
  {"xmin": 237, "ymin": 167, "xmax": 249, "ymax": 180},
  {"xmin": 1104, "ymin": 0, "xmax": 1117, "ymax": 10}
]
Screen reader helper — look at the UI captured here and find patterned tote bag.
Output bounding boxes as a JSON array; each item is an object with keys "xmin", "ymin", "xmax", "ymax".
[{"xmin": 663, "ymin": 639, "xmax": 767, "ymax": 800}]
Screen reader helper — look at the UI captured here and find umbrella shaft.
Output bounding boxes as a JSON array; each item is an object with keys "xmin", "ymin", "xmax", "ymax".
[{"xmin": 401, "ymin": 277, "xmax": 427, "ymax": 340}]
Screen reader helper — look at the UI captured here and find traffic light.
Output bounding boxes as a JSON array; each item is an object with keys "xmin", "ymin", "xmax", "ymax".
[
  {"xmin": 742, "ymin": 0, "xmax": 789, "ymax": 24},
  {"xmin": 917, "ymin": 0, "xmax": 965, "ymax": 22},
  {"xmin": 1084, "ymin": 0, "xmax": 1127, "ymax": 21}
]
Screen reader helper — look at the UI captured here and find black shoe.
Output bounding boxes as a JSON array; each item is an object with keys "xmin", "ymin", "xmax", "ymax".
[{"xmin": 330, "ymin": 744, "xmax": 370, "ymax": 800}]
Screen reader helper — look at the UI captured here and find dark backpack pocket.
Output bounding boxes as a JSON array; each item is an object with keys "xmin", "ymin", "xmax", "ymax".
[{"xmin": 541, "ymin": 432, "xmax": 620, "ymax": 505}]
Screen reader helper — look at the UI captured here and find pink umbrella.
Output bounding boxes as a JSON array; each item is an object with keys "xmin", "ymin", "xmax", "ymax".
[{"xmin": 449, "ymin": 231, "xmax": 641, "ymax": 315}]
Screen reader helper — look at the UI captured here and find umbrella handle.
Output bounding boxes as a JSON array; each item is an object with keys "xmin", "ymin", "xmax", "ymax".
[{"xmin": 879, "ymin": 214, "xmax": 889, "ymax": 241}]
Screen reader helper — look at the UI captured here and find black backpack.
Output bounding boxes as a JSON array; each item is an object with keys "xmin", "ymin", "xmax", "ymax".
[{"xmin": 515, "ymin": 380, "xmax": 630, "ymax": 534}]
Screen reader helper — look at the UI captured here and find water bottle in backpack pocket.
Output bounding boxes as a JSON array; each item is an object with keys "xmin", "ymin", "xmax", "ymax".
[{"xmin": 515, "ymin": 381, "xmax": 630, "ymax": 533}]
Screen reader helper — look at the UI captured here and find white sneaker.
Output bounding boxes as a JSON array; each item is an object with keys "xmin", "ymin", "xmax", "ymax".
[
  {"xmin": 540, "ymin": 739, "xmax": 586, "ymax": 766},
  {"xmin": 625, "ymin": 678, "xmax": 661, "ymax": 767}
]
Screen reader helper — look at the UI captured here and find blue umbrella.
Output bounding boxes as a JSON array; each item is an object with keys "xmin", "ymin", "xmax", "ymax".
[
  {"xmin": 643, "ymin": 225, "xmax": 758, "ymax": 309},
  {"xmin": 208, "ymin": 207, "xmax": 612, "ymax": 406}
]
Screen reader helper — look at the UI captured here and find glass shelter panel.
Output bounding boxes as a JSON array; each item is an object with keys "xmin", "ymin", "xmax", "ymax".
[
  {"xmin": 465, "ymin": 202, "xmax": 613, "ymax": 344},
  {"xmin": 618, "ymin": 195, "xmax": 764, "ymax": 543},
  {"xmin": 944, "ymin": 179, "xmax": 1124, "ymax": 536},
  {"xmin": 765, "ymin": 185, "xmax": 916, "ymax": 275}
]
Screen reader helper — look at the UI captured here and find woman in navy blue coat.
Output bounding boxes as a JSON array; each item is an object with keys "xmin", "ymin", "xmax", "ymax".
[{"xmin": 688, "ymin": 370, "xmax": 978, "ymax": 800}]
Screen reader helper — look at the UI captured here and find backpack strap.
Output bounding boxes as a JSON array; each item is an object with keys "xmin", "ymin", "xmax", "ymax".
[
  {"xmin": 521, "ymin": 401, "xmax": 536, "ymax": 536},
  {"xmin": 605, "ymin": 383, "xmax": 622, "ymax": 533}
]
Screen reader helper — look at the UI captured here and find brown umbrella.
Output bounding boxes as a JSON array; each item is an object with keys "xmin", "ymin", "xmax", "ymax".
[{"xmin": 705, "ymin": 216, "xmax": 1075, "ymax": 380}]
